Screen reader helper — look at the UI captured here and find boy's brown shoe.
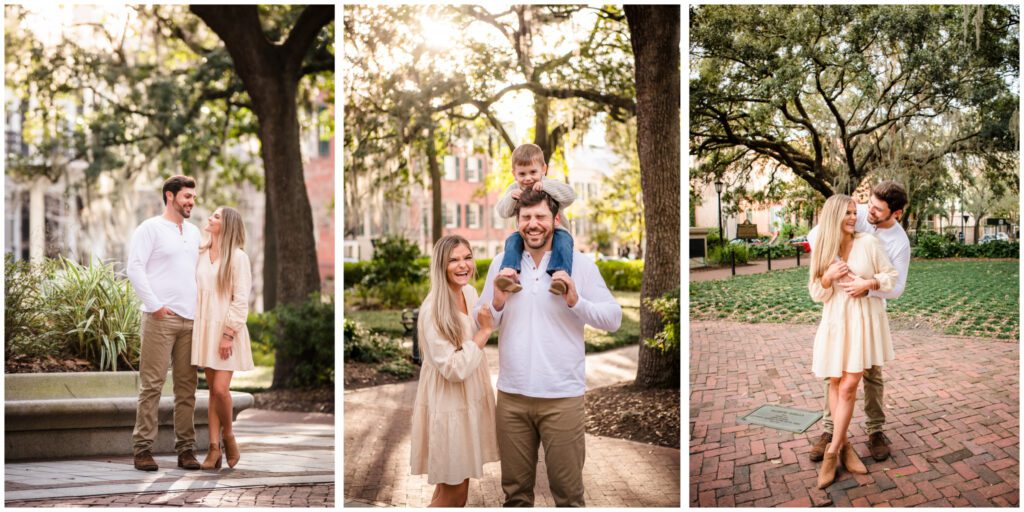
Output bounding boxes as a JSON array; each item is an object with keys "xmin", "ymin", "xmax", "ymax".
[
  {"xmin": 495, "ymin": 275, "xmax": 522, "ymax": 293},
  {"xmin": 549, "ymin": 280, "xmax": 568, "ymax": 295},
  {"xmin": 134, "ymin": 450, "xmax": 159, "ymax": 471},
  {"xmin": 809, "ymin": 432, "xmax": 832, "ymax": 462},
  {"xmin": 868, "ymin": 432, "xmax": 891, "ymax": 461}
]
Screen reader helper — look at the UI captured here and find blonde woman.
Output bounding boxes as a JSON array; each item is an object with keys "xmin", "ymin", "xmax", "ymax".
[
  {"xmin": 192, "ymin": 207, "xmax": 254, "ymax": 470},
  {"xmin": 809, "ymin": 195, "xmax": 898, "ymax": 488},
  {"xmin": 409, "ymin": 235, "xmax": 499, "ymax": 507}
]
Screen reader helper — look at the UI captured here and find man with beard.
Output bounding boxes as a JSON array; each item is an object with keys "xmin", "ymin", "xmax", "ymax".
[
  {"xmin": 806, "ymin": 180, "xmax": 910, "ymax": 463},
  {"xmin": 476, "ymin": 189, "xmax": 622, "ymax": 506},
  {"xmin": 126, "ymin": 175, "xmax": 202, "ymax": 471}
]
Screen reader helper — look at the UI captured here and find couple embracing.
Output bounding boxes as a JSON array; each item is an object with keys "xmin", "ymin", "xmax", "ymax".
[
  {"xmin": 409, "ymin": 149, "xmax": 623, "ymax": 507},
  {"xmin": 127, "ymin": 175, "xmax": 254, "ymax": 472}
]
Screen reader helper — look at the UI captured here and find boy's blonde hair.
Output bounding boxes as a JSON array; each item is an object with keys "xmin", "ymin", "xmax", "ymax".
[{"xmin": 511, "ymin": 143, "xmax": 546, "ymax": 167}]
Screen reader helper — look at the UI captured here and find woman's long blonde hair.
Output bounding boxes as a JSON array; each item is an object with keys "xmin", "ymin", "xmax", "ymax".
[
  {"xmin": 201, "ymin": 206, "xmax": 246, "ymax": 296},
  {"xmin": 809, "ymin": 194, "xmax": 853, "ymax": 284},
  {"xmin": 422, "ymin": 235, "xmax": 474, "ymax": 350}
]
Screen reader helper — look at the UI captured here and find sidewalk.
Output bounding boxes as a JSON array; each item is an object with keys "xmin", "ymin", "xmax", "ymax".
[
  {"xmin": 691, "ymin": 320, "xmax": 1019, "ymax": 507},
  {"xmin": 691, "ymin": 256, "xmax": 805, "ymax": 282},
  {"xmin": 5, "ymin": 409, "xmax": 335, "ymax": 507},
  {"xmin": 344, "ymin": 345, "xmax": 681, "ymax": 507}
]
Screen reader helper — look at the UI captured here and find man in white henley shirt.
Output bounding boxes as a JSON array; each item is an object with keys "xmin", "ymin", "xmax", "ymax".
[
  {"xmin": 126, "ymin": 175, "xmax": 202, "ymax": 471},
  {"xmin": 475, "ymin": 189, "xmax": 622, "ymax": 507},
  {"xmin": 806, "ymin": 180, "xmax": 910, "ymax": 463}
]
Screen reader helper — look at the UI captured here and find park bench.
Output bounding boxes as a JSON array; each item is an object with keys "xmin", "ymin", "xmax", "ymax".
[{"xmin": 4, "ymin": 371, "xmax": 253, "ymax": 460}]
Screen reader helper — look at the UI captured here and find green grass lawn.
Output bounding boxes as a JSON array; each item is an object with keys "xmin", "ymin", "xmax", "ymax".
[
  {"xmin": 345, "ymin": 291, "xmax": 642, "ymax": 353},
  {"xmin": 690, "ymin": 260, "xmax": 1018, "ymax": 340}
]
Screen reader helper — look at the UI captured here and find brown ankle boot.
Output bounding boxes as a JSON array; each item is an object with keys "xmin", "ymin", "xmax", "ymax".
[
  {"xmin": 841, "ymin": 442, "xmax": 867, "ymax": 474},
  {"xmin": 817, "ymin": 444, "xmax": 840, "ymax": 489},
  {"xmin": 223, "ymin": 434, "xmax": 240, "ymax": 468},
  {"xmin": 200, "ymin": 443, "xmax": 222, "ymax": 470}
]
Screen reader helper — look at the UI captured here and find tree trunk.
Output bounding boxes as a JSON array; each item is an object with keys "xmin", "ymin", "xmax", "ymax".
[
  {"xmin": 426, "ymin": 123, "xmax": 443, "ymax": 245},
  {"xmin": 533, "ymin": 96, "xmax": 552, "ymax": 162},
  {"xmin": 626, "ymin": 6, "xmax": 680, "ymax": 389},
  {"xmin": 191, "ymin": 5, "xmax": 331, "ymax": 389},
  {"xmin": 263, "ymin": 206, "xmax": 277, "ymax": 310}
]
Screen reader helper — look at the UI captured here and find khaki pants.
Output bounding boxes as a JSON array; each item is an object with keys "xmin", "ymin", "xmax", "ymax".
[
  {"xmin": 822, "ymin": 365, "xmax": 885, "ymax": 435},
  {"xmin": 132, "ymin": 313, "xmax": 197, "ymax": 455},
  {"xmin": 496, "ymin": 391, "xmax": 586, "ymax": 507}
]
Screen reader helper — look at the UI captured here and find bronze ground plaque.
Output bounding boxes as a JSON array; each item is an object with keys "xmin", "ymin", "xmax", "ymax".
[{"xmin": 738, "ymin": 404, "xmax": 822, "ymax": 433}]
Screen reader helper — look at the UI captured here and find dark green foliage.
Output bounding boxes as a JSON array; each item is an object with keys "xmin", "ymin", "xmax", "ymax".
[
  {"xmin": 707, "ymin": 243, "xmax": 748, "ymax": 266},
  {"xmin": 362, "ymin": 237, "xmax": 425, "ymax": 288},
  {"xmin": 5, "ymin": 255, "xmax": 60, "ymax": 358},
  {"xmin": 748, "ymin": 244, "xmax": 797, "ymax": 260},
  {"xmin": 913, "ymin": 231, "xmax": 1019, "ymax": 258},
  {"xmin": 252, "ymin": 293, "xmax": 334, "ymax": 388},
  {"xmin": 343, "ymin": 318, "xmax": 404, "ymax": 363},
  {"xmin": 343, "ymin": 261, "xmax": 371, "ymax": 289},
  {"xmin": 596, "ymin": 260, "xmax": 644, "ymax": 292},
  {"xmin": 644, "ymin": 289, "xmax": 680, "ymax": 353}
]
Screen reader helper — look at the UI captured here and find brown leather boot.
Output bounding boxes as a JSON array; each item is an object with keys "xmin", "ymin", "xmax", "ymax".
[
  {"xmin": 133, "ymin": 450, "xmax": 158, "ymax": 471},
  {"xmin": 809, "ymin": 432, "xmax": 832, "ymax": 462},
  {"xmin": 200, "ymin": 443, "xmax": 223, "ymax": 470},
  {"xmin": 177, "ymin": 449, "xmax": 201, "ymax": 470},
  {"xmin": 841, "ymin": 442, "xmax": 867, "ymax": 474},
  {"xmin": 868, "ymin": 432, "xmax": 891, "ymax": 461},
  {"xmin": 223, "ymin": 434, "xmax": 240, "ymax": 468},
  {"xmin": 817, "ymin": 444, "xmax": 840, "ymax": 489}
]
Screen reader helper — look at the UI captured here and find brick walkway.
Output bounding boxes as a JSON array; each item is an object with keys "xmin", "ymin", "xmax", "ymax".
[
  {"xmin": 344, "ymin": 345, "xmax": 681, "ymax": 507},
  {"xmin": 6, "ymin": 484, "xmax": 334, "ymax": 507},
  {"xmin": 5, "ymin": 409, "xmax": 334, "ymax": 507},
  {"xmin": 691, "ymin": 321, "xmax": 1019, "ymax": 507}
]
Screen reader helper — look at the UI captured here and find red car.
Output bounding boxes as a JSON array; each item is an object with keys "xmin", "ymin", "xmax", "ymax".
[{"xmin": 788, "ymin": 236, "xmax": 811, "ymax": 253}]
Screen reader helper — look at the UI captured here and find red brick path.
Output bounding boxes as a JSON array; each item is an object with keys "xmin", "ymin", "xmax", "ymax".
[
  {"xmin": 690, "ymin": 321, "xmax": 1019, "ymax": 507},
  {"xmin": 6, "ymin": 484, "xmax": 334, "ymax": 507}
]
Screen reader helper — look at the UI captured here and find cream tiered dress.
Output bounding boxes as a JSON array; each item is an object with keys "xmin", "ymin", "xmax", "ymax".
[
  {"xmin": 409, "ymin": 285, "xmax": 499, "ymax": 485},
  {"xmin": 810, "ymin": 233, "xmax": 899, "ymax": 378},
  {"xmin": 191, "ymin": 248, "xmax": 255, "ymax": 371}
]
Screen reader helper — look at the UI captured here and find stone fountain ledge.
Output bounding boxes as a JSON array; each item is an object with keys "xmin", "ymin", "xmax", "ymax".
[{"xmin": 5, "ymin": 371, "xmax": 253, "ymax": 461}]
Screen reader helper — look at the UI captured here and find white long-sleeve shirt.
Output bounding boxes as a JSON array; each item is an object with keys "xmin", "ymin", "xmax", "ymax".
[
  {"xmin": 474, "ymin": 250, "xmax": 622, "ymax": 398},
  {"xmin": 807, "ymin": 203, "xmax": 910, "ymax": 300},
  {"xmin": 126, "ymin": 216, "xmax": 201, "ymax": 319}
]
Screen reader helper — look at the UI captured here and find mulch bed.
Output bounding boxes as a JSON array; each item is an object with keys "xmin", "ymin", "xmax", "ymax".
[
  {"xmin": 252, "ymin": 387, "xmax": 334, "ymax": 414},
  {"xmin": 585, "ymin": 382, "xmax": 680, "ymax": 449},
  {"xmin": 343, "ymin": 361, "xmax": 420, "ymax": 390},
  {"xmin": 5, "ymin": 355, "xmax": 94, "ymax": 373}
]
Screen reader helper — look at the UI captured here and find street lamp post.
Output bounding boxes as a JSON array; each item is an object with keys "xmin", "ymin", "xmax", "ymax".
[
  {"xmin": 962, "ymin": 213, "xmax": 970, "ymax": 244},
  {"xmin": 715, "ymin": 179, "xmax": 724, "ymax": 248}
]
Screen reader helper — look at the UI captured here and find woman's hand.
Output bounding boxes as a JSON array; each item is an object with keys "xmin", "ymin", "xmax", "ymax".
[
  {"xmin": 477, "ymin": 306, "xmax": 494, "ymax": 333},
  {"xmin": 219, "ymin": 335, "xmax": 233, "ymax": 360},
  {"xmin": 825, "ymin": 260, "xmax": 848, "ymax": 282}
]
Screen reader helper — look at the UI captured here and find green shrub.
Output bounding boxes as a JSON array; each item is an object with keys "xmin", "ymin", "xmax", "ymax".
[
  {"xmin": 246, "ymin": 311, "xmax": 276, "ymax": 366},
  {"xmin": 47, "ymin": 257, "xmax": 142, "ymax": 371},
  {"xmin": 4, "ymin": 255, "xmax": 60, "ymax": 359},
  {"xmin": 976, "ymin": 240, "xmax": 1019, "ymax": 258},
  {"xmin": 375, "ymin": 279, "xmax": 429, "ymax": 309},
  {"xmin": 344, "ymin": 318, "xmax": 404, "ymax": 363},
  {"xmin": 707, "ymin": 243, "xmax": 748, "ymax": 265},
  {"xmin": 596, "ymin": 260, "xmax": 644, "ymax": 291},
  {"xmin": 343, "ymin": 261, "xmax": 371, "ymax": 289},
  {"xmin": 363, "ymin": 237, "xmax": 425, "ymax": 288},
  {"xmin": 263, "ymin": 293, "xmax": 334, "ymax": 388},
  {"xmin": 913, "ymin": 231, "xmax": 957, "ymax": 258},
  {"xmin": 379, "ymin": 358, "xmax": 416, "ymax": 379},
  {"xmin": 748, "ymin": 243, "xmax": 797, "ymax": 260},
  {"xmin": 644, "ymin": 289, "xmax": 680, "ymax": 353}
]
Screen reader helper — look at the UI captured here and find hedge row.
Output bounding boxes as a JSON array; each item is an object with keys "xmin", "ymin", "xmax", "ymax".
[{"xmin": 345, "ymin": 257, "xmax": 643, "ymax": 292}]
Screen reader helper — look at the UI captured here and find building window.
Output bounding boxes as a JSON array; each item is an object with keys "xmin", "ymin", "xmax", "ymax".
[
  {"xmin": 466, "ymin": 157, "xmax": 482, "ymax": 183},
  {"xmin": 466, "ymin": 204, "xmax": 482, "ymax": 229},
  {"xmin": 443, "ymin": 156, "xmax": 458, "ymax": 181},
  {"xmin": 443, "ymin": 202, "xmax": 459, "ymax": 228},
  {"xmin": 492, "ymin": 207, "xmax": 507, "ymax": 230}
]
